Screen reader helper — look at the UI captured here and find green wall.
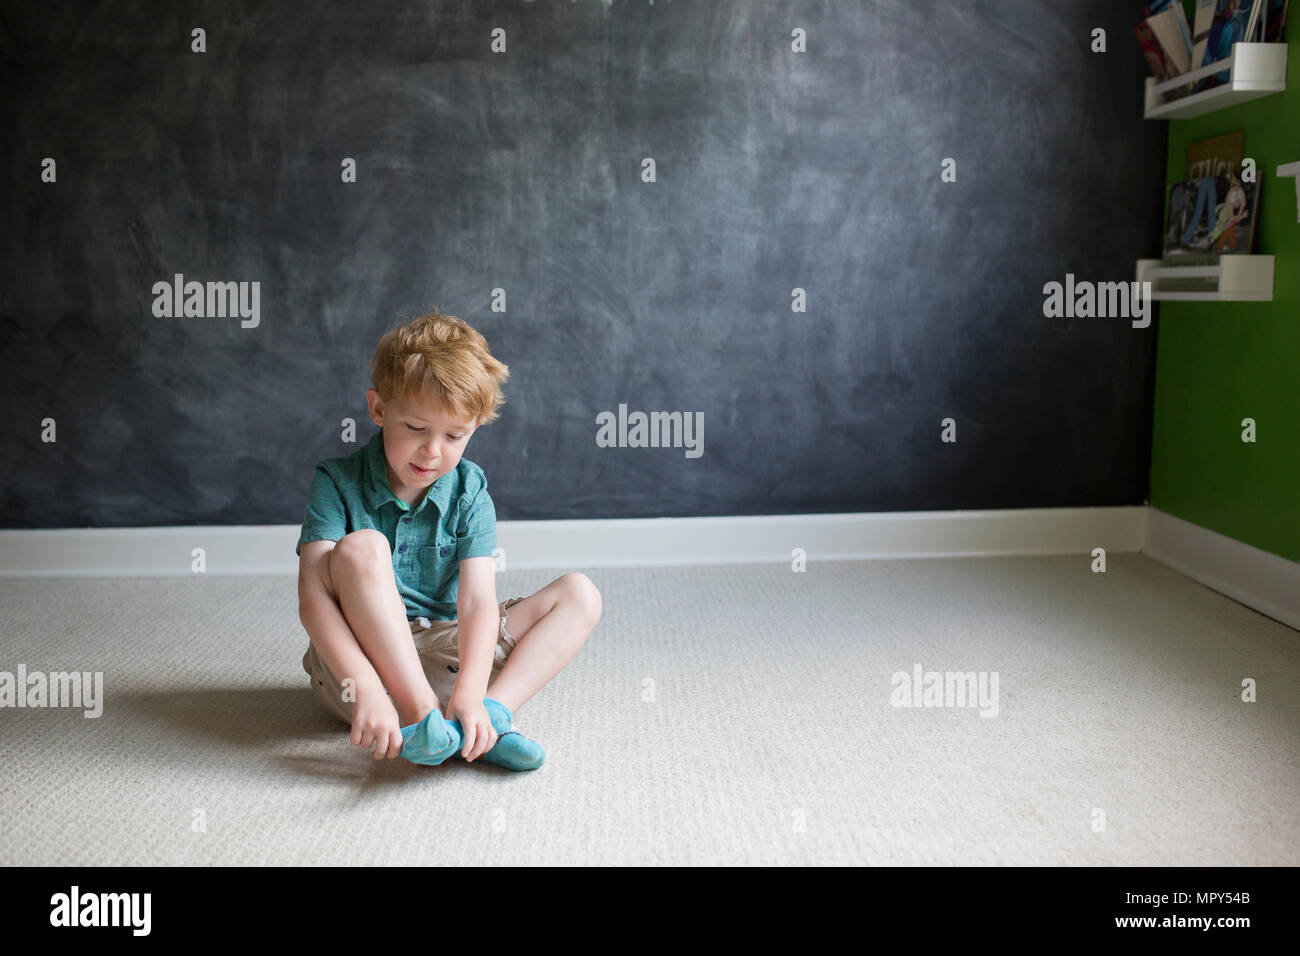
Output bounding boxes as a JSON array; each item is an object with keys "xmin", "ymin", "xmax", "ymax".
[{"xmin": 1150, "ymin": 10, "xmax": 1299, "ymax": 561}]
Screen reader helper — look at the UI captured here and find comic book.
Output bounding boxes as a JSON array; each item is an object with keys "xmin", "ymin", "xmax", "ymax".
[{"xmin": 1163, "ymin": 172, "xmax": 1261, "ymax": 266}]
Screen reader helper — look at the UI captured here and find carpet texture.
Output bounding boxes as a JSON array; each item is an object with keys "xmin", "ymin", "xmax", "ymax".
[{"xmin": 1, "ymin": 554, "xmax": 1296, "ymax": 865}]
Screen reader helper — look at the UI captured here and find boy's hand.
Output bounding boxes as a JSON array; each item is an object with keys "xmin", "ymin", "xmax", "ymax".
[
  {"xmin": 444, "ymin": 693, "xmax": 498, "ymax": 762},
  {"xmin": 351, "ymin": 683, "xmax": 404, "ymax": 760}
]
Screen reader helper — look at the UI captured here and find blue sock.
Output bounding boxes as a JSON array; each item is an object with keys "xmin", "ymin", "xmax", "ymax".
[
  {"xmin": 398, "ymin": 708, "xmax": 460, "ymax": 766},
  {"xmin": 448, "ymin": 698, "xmax": 546, "ymax": 771}
]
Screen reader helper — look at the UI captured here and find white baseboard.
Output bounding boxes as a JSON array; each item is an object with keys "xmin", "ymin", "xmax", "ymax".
[
  {"xmin": 1142, "ymin": 507, "xmax": 1300, "ymax": 632},
  {"xmin": 0, "ymin": 507, "xmax": 1146, "ymax": 577},
  {"xmin": 496, "ymin": 507, "xmax": 1148, "ymax": 568},
  {"xmin": 1, "ymin": 505, "xmax": 1293, "ymax": 632}
]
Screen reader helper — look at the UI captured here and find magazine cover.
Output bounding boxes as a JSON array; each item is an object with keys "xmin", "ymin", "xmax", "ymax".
[{"xmin": 1163, "ymin": 172, "xmax": 1261, "ymax": 265}]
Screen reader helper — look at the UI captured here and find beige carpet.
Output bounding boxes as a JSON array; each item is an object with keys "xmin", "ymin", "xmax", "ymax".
[{"xmin": 1, "ymin": 554, "xmax": 1296, "ymax": 865}]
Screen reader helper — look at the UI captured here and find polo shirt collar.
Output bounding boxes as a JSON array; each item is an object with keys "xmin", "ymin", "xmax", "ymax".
[{"xmin": 364, "ymin": 428, "xmax": 454, "ymax": 516}]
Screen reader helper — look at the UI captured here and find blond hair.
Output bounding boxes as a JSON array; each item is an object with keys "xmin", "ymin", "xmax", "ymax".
[{"xmin": 369, "ymin": 310, "xmax": 509, "ymax": 426}]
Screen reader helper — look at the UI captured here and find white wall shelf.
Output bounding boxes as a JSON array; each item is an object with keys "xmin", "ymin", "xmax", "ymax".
[
  {"xmin": 1144, "ymin": 42, "xmax": 1287, "ymax": 119},
  {"xmin": 1136, "ymin": 255, "xmax": 1274, "ymax": 301},
  {"xmin": 1278, "ymin": 161, "xmax": 1300, "ymax": 223}
]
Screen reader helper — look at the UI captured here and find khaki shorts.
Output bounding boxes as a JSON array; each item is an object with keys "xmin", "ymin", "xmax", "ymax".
[{"xmin": 302, "ymin": 596, "xmax": 526, "ymax": 724}]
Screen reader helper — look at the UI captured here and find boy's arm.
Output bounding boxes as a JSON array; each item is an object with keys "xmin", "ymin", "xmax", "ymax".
[
  {"xmin": 298, "ymin": 540, "xmax": 385, "ymax": 703},
  {"xmin": 451, "ymin": 555, "xmax": 500, "ymax": 698},
  {"xmin": 448, "ymin": 470, "xmax": 500, "ymax": 699}
]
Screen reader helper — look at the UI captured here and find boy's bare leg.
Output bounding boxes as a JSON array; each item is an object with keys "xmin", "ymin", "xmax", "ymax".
[
  {"xmin": 331, "ymin": 530, "xmax": 439, "ymax": 727},
  {"xmin": 485, "ymin": 573, "xmax": 601, "ymax": 714}
]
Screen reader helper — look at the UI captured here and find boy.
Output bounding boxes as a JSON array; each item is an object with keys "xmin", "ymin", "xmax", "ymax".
[{"xmin": 295, "ymin": 310, "xmax": 601, "ymax": 771}]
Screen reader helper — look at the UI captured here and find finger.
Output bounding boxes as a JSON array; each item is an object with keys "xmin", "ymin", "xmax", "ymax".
[
  {"xmin": 474, "ymin": 721, "xmax": 494, "ymax": 760},
  {"xmin": 468, "ymin": 720, "xmax": 485, "ymax": 760},
  {"xmin": 360, "ymin": 731, "xmax": 374, "ymax": 751},
  {"xmin": 468, "ymin": 722, "xmax": 481, "ymax": 760},
  {"xmin": 384, "ymin": 728, "xmax": 402, "ymax": 759},
  {"xmin": 462, "ymin": 724, "xmax": 477, "ymax": 760}
]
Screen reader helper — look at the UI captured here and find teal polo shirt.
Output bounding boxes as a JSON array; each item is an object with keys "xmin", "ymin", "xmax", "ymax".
[{"xmin": 295, "ymin": 429, "xmax": 498, "ymax": 622}]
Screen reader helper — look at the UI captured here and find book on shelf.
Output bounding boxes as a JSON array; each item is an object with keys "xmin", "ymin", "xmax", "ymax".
[
  {"xmin": 1136, "ymin": 2, "xmax": 1196, "ymax": 100},
  {"xmin": 1162, "ymin": 171, "xmax": 1262, "ymax": 265},
  {"xmin": 1191, "ymin": 0, "xmax": 1264, "ymax": 94},
  {"xmin": 1135, "ymin": 21, "xmax": 1177, "ymax": 100},
  {"xmin": 1262, "ymin": 0, "xmax": 1289, "ymax": 41},
  {"xmin": 1151, "ymin": 2, "xmax": 1194, "ymax": 73}
]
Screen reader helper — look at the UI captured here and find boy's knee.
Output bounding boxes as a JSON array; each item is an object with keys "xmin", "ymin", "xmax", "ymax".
[
  {"xmin": 333, "ymin": 529, "xmax": 391, "ymax": 572},
  {"xmin": 561, "ymin": 572, "xmax": 601, "ymax": 623}
]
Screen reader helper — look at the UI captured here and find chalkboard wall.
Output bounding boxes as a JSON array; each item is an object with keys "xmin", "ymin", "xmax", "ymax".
[{"xmin": 1, "ymin": 1, "xmax": 1167, "ymax": 527}]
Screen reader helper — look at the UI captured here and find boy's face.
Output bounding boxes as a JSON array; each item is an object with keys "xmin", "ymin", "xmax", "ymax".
[{"xmin": 366, "ymin": 388, "xmax": 478, "ymax": 502}]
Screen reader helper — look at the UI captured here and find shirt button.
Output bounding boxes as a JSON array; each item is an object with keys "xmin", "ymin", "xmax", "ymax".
[
  {"xmin": 398, "ymin": 544, "xmax": 407, "ymax": 553},
  {"xmin": 439, "ymin": 546, "xmax": 451, "ymax": 557}
]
